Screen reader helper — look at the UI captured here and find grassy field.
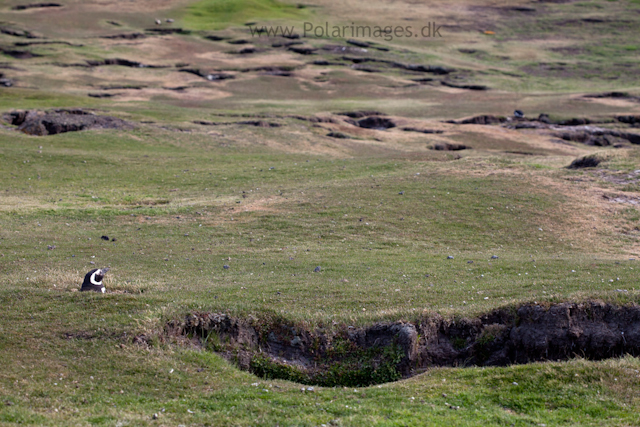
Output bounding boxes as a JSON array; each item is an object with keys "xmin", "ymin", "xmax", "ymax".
[{"xmin": 1, "ymin": 0, "xmax": 640, "ymax": 425}]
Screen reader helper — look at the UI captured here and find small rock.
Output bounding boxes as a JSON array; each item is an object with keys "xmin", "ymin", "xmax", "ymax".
[
  {"xmin": 223, "ymin": 265, "xmax": 230, "ymax": 269},
  {"xmin": 314, "ymin": 266, "xmax": 321, "ymax": 272},
  {"xmin": 491, "ymin": 255, "xmax": 499, "ymax": 259},
  {"xmin": 467, "ymin": 260, "xmax": 473, "ymax": 264},
  {"xmin": 447, "ymin": 256, "xmax": 454, "ymax": 259},
  {"xmin": 398, "ymin": 191, "xmax": 404, "ymax": 195},
  {"xmin": 47, "ymin": 245, "xmax": 56, "ymax": 250}
]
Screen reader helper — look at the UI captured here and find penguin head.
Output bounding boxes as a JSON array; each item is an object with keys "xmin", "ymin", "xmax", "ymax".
[{"xmin": 81, "ymin": 267, "xmax": 110, "ymax": 293}]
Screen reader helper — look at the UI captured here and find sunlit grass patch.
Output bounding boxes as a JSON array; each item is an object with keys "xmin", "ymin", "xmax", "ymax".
[{"xmin": 183, "ymin": 0, "xmax": 310, "ymax": 30}]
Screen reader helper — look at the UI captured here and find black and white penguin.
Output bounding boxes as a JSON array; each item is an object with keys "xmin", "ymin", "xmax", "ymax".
[
  {"xmin": 513, "ymin": 110, "xmax": 525, "ymax": 118},
  {"xmin": 80, "ymin": 268, "xmax": 109, "ymax": 293}
]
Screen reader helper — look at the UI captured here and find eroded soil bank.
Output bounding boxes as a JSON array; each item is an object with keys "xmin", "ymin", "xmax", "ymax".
[{"xmin": 166, "ymin": 302, "xmax": 640, "ymax": 387}]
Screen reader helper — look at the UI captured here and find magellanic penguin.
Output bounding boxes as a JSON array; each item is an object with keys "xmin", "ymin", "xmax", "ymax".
[{"xmin": 80, "ymin": 268, "xmax": 110, "ymax": 293}]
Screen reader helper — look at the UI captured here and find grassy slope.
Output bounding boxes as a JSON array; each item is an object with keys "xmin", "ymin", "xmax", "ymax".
[
  {"xmin": 1, "ymin": 123, "xmax": 639, "ymax": 426},
  {"xmin": 1, "ymin": 0, "xmax": 640, "ymax": 425}
]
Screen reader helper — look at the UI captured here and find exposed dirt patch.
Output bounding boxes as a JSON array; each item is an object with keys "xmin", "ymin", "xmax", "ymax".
[
  {"xmin": 0, "ymin": 47, "xmax": 41, "ymax": 59},
  {"xmin": 594, "ymin": 169, "xmax": 640, "ymax": 187},
  {"xmin": 11, "ymin": 2, "xmax": 61, "ymax": 10},
  {"xmin": 169, "ymin": 302, "xmax": 640, "ymax": 386},
  {"xmin": 440, "ymin": 81, "xmax": 488, "ymax": 91},
  {"xmin": 144, "ymin": 28, "xmax": 191, "ymax": 36},
  {"xmin": 241, "ymin": 66, "xmax": 297, "ymax": 77},
  {"xmin": 555, "ymin": 127, "xmax": 640, "ymax": 146},
  {"xmin": 0, "ymin": 72, "xmax": 12, "ymax": 87},
  {"xmin": 337, "ymin": 111, "xmax": 386, "ymax": 119},
  {"xmin": 4, "ymin": 109, "xmax": 132, "ymax": 136},
  {"xmin": 355, "ymin": 116, "xmax": 396, "ymax": 130},
  {"xmin": 194, "ymin": 120, "xmax": 282, "ymax": 128},
  {"xmin": 567, "ymin": 155, "xmax": 602, "ymax": 169},
  {"xmin": 448, "ymin": 115, "xmax": 506, "ymax": 125},
  {"xmin": 14, "ymin": 40, "xmax": 82, "ymax": 47},
  {"xmin": 321, "ymin": 44, "xmax": 369, "ymax": 54},
  {"xmin": 0, "ymin": 26, "xmax": 40, "ymax": 38},
  {"xmin": 618, "ymin": 116, "xmax": 640, "ymax": 126},
  {"xmin": 86, "ymin": 58, "xmax": 169, "ymax": 69},
  {"xmin": 393, "ymin": 63, "xmax": 453, "ymax": 75},
  {"xmin": 449, "ymin": 113, "xmax": 640, "ymax": 146},
  {"xmin": 431, "ymin": 142, "xmax": 469, "ymax": 151},
  {"xmin": 101, "ymin": 33, "xmax": 146, "ymax": 40},
  {"xmin": 602, "ymin": 194, "xmax": 640, "ymax": 206},
  {"xmin": 88, "ymin": 93, "xmax": 118, "ymax": 98},
  {"xmin": 288, "ymin": 45, "xmax": 318, "ymax": 55},
  {"xmin": 179, "ymin": 69, "xmax": 234, "ymax": 81},
  {"xmin": 585, "ymin": 92, "xmax": 640, "ymax": 103},
  {"xmin": 327, "ymin": 131, "xmax": 351, "ymax": 139}
]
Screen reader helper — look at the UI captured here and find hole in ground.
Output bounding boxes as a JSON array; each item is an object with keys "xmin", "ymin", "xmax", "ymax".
[{"xmin": 166, "ymin": 301, "xmax": 640, "ymax": 387}]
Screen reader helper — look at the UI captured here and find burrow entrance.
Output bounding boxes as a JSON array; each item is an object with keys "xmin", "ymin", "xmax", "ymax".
[{"xmin": 166, "ymin": 302, "xmax": 640, "ymax": 387}]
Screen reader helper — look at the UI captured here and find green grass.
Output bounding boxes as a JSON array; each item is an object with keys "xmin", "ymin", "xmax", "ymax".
[
  {"xmin": 183, "ymin": 0, "xmax": 311, "ymax": 30},
  {"xmin": 2, "ymin": 0, "xmax": 640, "ymax": 423},
  {"xmin": 1, "ymin": 125, "xmax": 639, "ymax": 424}
]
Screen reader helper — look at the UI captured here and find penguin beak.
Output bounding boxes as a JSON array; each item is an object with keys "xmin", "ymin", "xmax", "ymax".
[{"xmin": 103, "ymin": 267, "xmax": 110, "ymax": 273}]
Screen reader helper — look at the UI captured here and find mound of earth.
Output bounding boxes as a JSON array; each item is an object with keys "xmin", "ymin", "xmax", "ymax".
[
  {"xmin": 337, "ymin": 111, "xmax": 386, "ymax": 119},
  {"xmin": 568, "ymin": 155, "xmax": 603, "ymax": 169},
  {"xmin": 356, "ymin": 117, "xmax": 396, "ymax": 130},
  {"xmin": 194, "ymin": 120, "xmax": 281, "ymax": 128},
  {"xmin": 86, "ymin": 58, "xmax": 168, "ymax": 68},
  {"xmin": 441, "ymin": 81, "xmax": 489, "ymax": 91},
  {"xmin": 431, "ymin": 143, "xmax": 469, "ymax": 151},
  {"xmin": 11, "ymin": 2, "xmax": 61, "ymax": 10},
  {"xmin": 618, "ymin": 115, "xmax": 640, "ymax": 125},
  {"xmin": 0, "ymin": 48, "xmax": 41, "ymax": 59},
  {"xmin": 179, "ymin": 69, "xmax": 234, "ymax": 81},
  {"xmin": 288, "ymin": 45, "xmax": 318, "ymax": 55},
  {"xmin": 585, "ymin": 92, "xmax": 640, "ymax": 102},
  {"xmin": 4, "ymin": 109, "xmax": 132, "ymax": 136},
  {"xmin": 101, "ymin": 33, "xmax": 146, "ymax": 40},
  {"xmin": 556, "ymin": 129, "xmax": 640, "ymax": 146},
  {"xmin": 448, "ymin": 115, "xmax": 507, "ymax": 125},
  {"xmin": 327, "ymin": 131, "xmax": 351, "ymax": 139},
  {"xmin": 0, "ymin": 26, "xmax": 40, "ymax": 38}
]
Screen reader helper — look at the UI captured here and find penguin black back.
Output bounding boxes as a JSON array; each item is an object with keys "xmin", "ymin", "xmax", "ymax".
[{"xmin": 80, "ymin": 268, "xmax": 109, "ymax": 293}]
